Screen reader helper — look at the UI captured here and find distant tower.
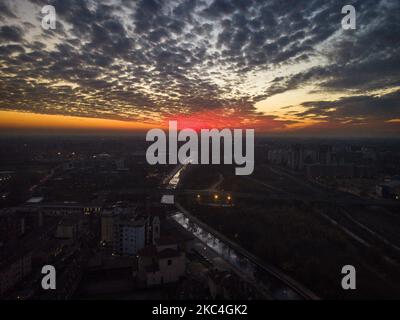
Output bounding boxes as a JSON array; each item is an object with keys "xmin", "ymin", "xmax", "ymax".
[
  {"xmin": 38, "ymin": 209, "xmax": 44, "ymax": 227},
  {"xmin": 289, "ymin": 144, "xmax": 304, "ymax": 171},
  {"xmin": 145, "ymin": 196, "xmax": 151, "ymax": 216},
  {"xmin": 152, "ymin": 216, "xmax": 160, "ymax": 244},
  {"xmin": 318, "ymin": 145, "xmax": 332, "ymax": 165}
]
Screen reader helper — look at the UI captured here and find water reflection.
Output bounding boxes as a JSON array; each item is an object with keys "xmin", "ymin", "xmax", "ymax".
[
  {"xmin": 171, "ymin": 212, "xmax": 302, "ymax": 300},
  {"xmin": 164, "ymin": 163, "xmax": 302, "ymax": 300}
]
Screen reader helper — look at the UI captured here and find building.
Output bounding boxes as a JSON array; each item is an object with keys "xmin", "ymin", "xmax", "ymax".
[
  {"xmin": 0, "ymin": 252, "xmax": 32, "ymax": 296},
  {"xmin": 101, "ymin": 212, "xmax": 114, "ymax": 244},
  {"xmin": 134, "ymin": 237, "xmax": 186, "ymax": 287},
  {"xmin": 354, "ymin": 165, "xmax": 376, "ymax": 178},
  {"xmin": 101, "ymin": 203, "xmax": 136, "ymax": 246},
  {"xmin": 113, "ymin": 216, "xmax": 146, "ymax": 256},
  {"xmin": 306, "ymin": 164, "xmax": 354, "ymax": 178},
  {"xmin": 288, "ymin": 145, "xmax": 304, "ymax": 170},
  {"xmin": 55, "ymin": 218, "xmax": 79, "ymax": 244},
  {"xmin": 101, "ymin": 202, "xmax": 160, "ymax": 251},
  {"xmin": 0, "ymin": 209, "xmax": 25, "ymax": 246},
  {"xmin": 267, "ymin": 149, "xmax": 288, "ymax": 165},
  {"xmin": 376, "ymin": 180, "xmax": 400, "ymax": 200},
  {"xmin": 22, "ymin": 201, "xmax": 102, "ymax": 217},
  {"xmin": 115, "ymin": 158, "xmax": 129, "ymax": 171},
  {"xmin": 147, "ymin": 215, "xmax": 160, "ymax": 245},
  {"xmin": 318, "ymin": 145, "xmax": 332, "ymax": 165}
]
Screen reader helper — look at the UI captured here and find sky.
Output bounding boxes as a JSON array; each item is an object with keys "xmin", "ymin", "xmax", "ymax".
[{"xmin": 0, "ymin": 0, "xmax": 399, "ymax": 136}]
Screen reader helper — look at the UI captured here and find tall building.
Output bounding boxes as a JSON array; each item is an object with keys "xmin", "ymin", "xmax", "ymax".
[
  {"xmin": 0, "ymin": 252, "xmax": 32, "ymax": 296},
  {"xmin": 115, "ymin": 158, "xmax": 129, "ymax": 171},
  {"xmin": 318, "ymin": 145, "xmax": 332, "ymax": 165},
  {"xmin": 147, "ymin": 215, "xmax": 160, "ymax": 245},
  {"xmin": 0, "ymin": 209, "xmax": 25, "ymax": 246},
  {"xmin": 101, "ymin": 213, "xmax": 114, "ymax": 244},
  {"xmin": 288, "ymin": 145, "xmax": 304, "ymax": 171},
  {"xmin": 101, "ymin": 203, "xmax": 136, "ymax": 246},
  {"xmin": 55, "ymin": 218, "xmax": 79, "ymax": 244},
  {"xmin": 101, "ymin": 202, "xmax": 161, "ymax": 255},
  {"xmin": 113, "ymin": 216, "xmax": 146, "ymax": 256}
]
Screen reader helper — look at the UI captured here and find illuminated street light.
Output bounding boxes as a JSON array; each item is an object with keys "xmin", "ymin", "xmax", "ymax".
[
  {"xmin": 227, "ymin": 195, "xmax": 231, "ymax": 201},
  {"xmin": 214, "ymin": 194, "xmax": 219, "ymax": 200}
]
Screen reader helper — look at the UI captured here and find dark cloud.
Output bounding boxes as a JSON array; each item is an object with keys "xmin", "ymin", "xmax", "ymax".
[
  {"xmin": 201, "ymin": 0, "xmax": 236, "ymax": 18},
  {"xmin": 0, "ymin": 25, "xmax": 23, "ymax": 42},
  {"xmin": 0, "ymin": 44, "xmax": 24, "ymax": 55},
  {"xmin": 261, "ymin": 0, "xmax": 400, "ymax": 96},
  {"xmin": 297, "ymin": 90, "xmax": 400, "ymax": 123}
]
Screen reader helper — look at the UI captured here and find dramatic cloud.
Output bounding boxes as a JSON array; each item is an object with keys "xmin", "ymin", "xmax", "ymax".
[
  {"xmin": 0, "ymin": 0, "xmax": 399, "ymax": 134},
  {"xmin": 0, "ymin": 25, "xmax": 23, "ymax": 42},
  {"xmin": 298, "ymin": 90, "xmax": 400, "ymax": 122}
]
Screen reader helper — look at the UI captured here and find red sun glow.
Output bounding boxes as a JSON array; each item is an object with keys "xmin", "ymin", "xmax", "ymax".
[
  {"xmin": 162, "ymin": 109, "xmax": 290, "ymax": 132},
  {"xmin": 163, "ymin": 109, "xmax": 260, "ymax": 131}
]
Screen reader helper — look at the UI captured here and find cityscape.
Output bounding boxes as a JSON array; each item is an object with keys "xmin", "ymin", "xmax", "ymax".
[
  {"xmin": 0, "ymin": 136, "xmax": 399, "ymax": 300},
  {"xmin": 0, "ymin": 0, "xmax": 400, "ymax": 307}
]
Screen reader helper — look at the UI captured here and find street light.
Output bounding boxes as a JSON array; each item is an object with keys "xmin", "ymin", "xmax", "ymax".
[{"xmin": 214, "ymin": 194, "xmax": 219, "ymax": 200}]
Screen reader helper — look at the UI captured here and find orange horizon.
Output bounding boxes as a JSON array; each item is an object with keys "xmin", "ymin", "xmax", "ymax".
[
  {"xmin": 0, "ymin": 110, "xmax": 155, "ymax": 131},
  {"xmin": 1, "ymin": 109, "xmax": 398, "ymax": 136},
  {"xmin": 0, "ymin": 109, "xmax": 289, "ymax": 132}
]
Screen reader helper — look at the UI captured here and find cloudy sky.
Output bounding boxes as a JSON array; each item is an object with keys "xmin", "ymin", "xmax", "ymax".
[{"xmin": 0, "ymin": 0, "xmax": 399, "ymax": 135}]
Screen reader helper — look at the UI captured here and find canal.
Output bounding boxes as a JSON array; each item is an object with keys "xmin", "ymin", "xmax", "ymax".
[{"xmin": 161, "ymin": 163, "xmax": 315, "ymax": 300}]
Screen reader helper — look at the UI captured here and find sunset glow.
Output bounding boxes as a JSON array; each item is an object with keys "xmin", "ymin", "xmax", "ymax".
[{"xmin": 0, "ymin": 110, "xmax": 153, "ymax": 131}]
